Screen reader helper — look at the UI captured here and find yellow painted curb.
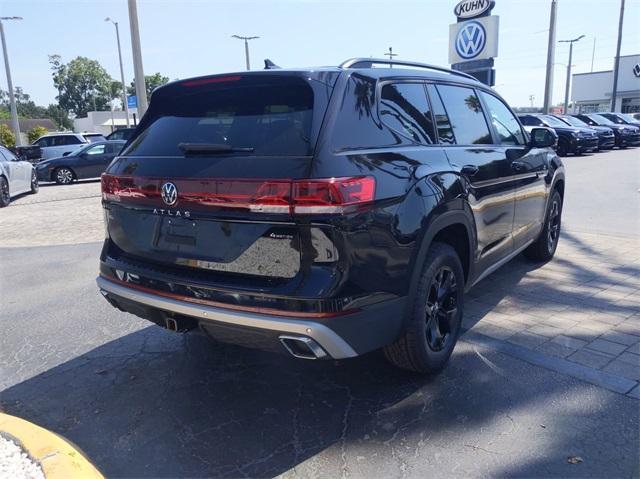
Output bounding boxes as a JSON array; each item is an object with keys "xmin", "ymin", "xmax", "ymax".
[{"xmin": 0, "ymin": 413, "xmax": 103, "ymax": 479}]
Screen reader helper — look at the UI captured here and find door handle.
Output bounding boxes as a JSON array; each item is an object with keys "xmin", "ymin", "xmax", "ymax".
[
  {"xmin": 461, "ymin": 165, "xmax": 479, "ymax": 176},
  {"xmin": 511, "ymin": 161, "xmax": 527, "ymax": 172}
]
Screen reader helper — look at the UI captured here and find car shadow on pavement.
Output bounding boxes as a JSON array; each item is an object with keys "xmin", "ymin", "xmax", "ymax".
[
  {"xmin": 1, "ymin": 323, "xmax": 638, "ymax": 478},
  {"xmin": 464, "ymin": 230, "xmax": 639, "ymax": 332}
]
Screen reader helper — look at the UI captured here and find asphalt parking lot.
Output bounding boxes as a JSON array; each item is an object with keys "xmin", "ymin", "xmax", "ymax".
[{"xmin": 1, "ymin": 149, "xmax": 639, "ymax": 477}]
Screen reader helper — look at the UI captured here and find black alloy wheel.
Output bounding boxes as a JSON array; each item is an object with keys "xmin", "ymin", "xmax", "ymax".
[
  {"xmin": 30, "ymin": 170, "xmax": 39, "ymax": 193},
  {"xmin": 425, "ymin": 266, "xmax": 458, "ymax": 352},
  {"xmin": 0, "ymin": 176, "xmax": 10, "ymax": 207},
  {"xmin": 546, "ymin": 197, "xmax": 561, "ymax": 253}
]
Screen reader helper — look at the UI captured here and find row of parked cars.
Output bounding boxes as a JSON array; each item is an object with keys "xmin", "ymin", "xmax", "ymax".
[
  {"xmin": 518, "ymin": 112, "xmax": 640, "ymax": 156},
  {"xmin": 0, "ymin": 128, "xmax": 136, "ymax": 206}
]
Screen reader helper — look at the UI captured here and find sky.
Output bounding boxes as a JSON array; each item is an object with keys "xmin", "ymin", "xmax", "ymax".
[{"xmin": 1, "ymin": 0, "xmax": 639, "ymax": 110}]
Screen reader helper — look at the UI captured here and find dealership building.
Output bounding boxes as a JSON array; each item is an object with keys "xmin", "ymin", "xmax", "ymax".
[{"xmin": 571, "ymin": 54, "xmax": 640, "ymax": 113}]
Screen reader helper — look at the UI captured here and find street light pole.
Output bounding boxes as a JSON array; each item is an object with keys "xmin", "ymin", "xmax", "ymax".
[
  {"xmin": 542, "ymin": 0, "xmax": 557, "ymax": 113},
  {"xmin": 231, "ymin": 35, "xmax": 259, "ymax": 70},
  {"xmin": 127, "ymin": 0, "xmax": 148, "ymax": 117},
  {"xmin": 0, "ymin": 16, "xmax": 22, "ymax": 146},
  {"xmin": 610, "ymin": 0, "xmax": 625, "ymax": 111},
  {"xmin": 559, "ymin": 35, "xmax": 585, "ymax": 114},
  {"xmin": 105, "ymin": 18, "xmax": 130, "ymax": 127}
]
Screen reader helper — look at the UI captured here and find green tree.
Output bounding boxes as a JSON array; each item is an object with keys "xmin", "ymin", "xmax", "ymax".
[
  {"xmin": 27, "ymin": 125, "xmax": 49, "ymax": 143},
  {"xmin": 49, "ymin": 54, "xmax": 116, "ymax": 117},
  {"xmin": 127, "ymin": 73, "xmax": 170, "ymax": 98},
  {"xmin": 0, "ymin": 87, "xmax": 72, "ymax": 130},
  {"xmin": 0, "ymin": 124, "xmax": 16, "ymax": 148},
  {"xmin": 45, "ymin": 104, "xmax": 72, "ymax": 130}
]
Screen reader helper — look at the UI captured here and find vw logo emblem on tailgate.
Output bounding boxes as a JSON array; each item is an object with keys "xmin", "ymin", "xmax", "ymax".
[
  {"xmin": 161, "ymin": 182, "xmax": 178, "ymax": 206},
  {"xmin": 455, "ymin": 21, "xmax": 486, "ymax": 59}
]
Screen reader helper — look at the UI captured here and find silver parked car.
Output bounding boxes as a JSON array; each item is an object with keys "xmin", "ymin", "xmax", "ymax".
[
  {"xmin": 32, "ymin": 132, "xmax": 106, "ymax": 160},
  {"xmin": 0, "ymin": 145, "xmax": 38, "ymax": 207}
]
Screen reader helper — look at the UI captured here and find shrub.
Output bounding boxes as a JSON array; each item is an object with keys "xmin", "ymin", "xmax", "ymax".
[
  {"xmin": 0, "ymin": 124, "xmax": 16, "ymax": 148},
  {"xmin": 27, "ymin": 125, "xmax": 49, "ymax": 144}
]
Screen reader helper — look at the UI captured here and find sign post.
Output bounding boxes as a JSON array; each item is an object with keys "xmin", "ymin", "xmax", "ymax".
[{"xmin": 449, "ymin": 0, "xmax": 498, "ymax": 86}]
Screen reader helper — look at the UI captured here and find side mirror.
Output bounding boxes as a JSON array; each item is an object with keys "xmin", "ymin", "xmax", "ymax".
[{"xmin": 529, "ymin": 127, "xmax": 557, "ymax": 148}]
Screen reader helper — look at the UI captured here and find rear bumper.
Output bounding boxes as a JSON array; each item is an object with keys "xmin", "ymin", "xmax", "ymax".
[
  {"xmin": 97, "ymin": 275, "xmax": 405, "ymax": 359},
  {"xmin": 36, "ymin": 168, "xmax": 51, "ymax": 182}
]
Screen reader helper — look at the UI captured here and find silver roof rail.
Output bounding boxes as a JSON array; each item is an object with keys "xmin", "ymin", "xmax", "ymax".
[{"xmin": 339, "ymin": 58, "xmax": 477, "ymax": 81}]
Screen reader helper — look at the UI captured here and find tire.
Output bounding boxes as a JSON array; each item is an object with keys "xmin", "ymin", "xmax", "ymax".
[
  {"xmin": 524, "ymin": 190, "xmax": 563, "ymax": 262},
  {"xmin": 30, "ymin": 169, "xmax": 39, "ymax": 194},
  {"xmin": 54, "ymin": 167, "xmax": 74, "ymax": 185},
  {"xmin": 0, "ymin": 176, "xmax": 9, "ymax": 207},
  {"xmin": 384, "ymin": 242, "xmax": 464, "ymax": 374},
  {"xmin": 557, "ymin": 139, "xmax": 568, "ymax": 157}
]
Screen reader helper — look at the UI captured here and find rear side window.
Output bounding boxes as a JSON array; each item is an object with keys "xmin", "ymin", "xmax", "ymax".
[
  {"xmin": 435, "ymin": 84, "xmax": 492, "ymax": 145},
  {"xmin": 479, "ymin": 92, "xmax": 525, "ymax": 145},
  {"xmin": 379, "ymin": 83, "xmax": 435, "ymax": 144},
  {"xmin": 126, "ymin": 82, "xmax": 314, "ymax": 157}
]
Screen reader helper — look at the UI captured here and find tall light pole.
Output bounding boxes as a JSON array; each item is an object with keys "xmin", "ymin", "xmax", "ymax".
[
  {"xmin": 610, "ymin": 0, "xmax": 625, "ymax": 111},
  {"xmin": 542, "ymin": 0, "xmax": 557, "ymax": 113},
  {"xmin": 127, "ymin": 0, "xmax": 147, "ymax": 117},
  {"xmin": 231, "ymin": 35, "xmax": 259, "ymax": 70},
  {"xmin": 105, "ymin": 18, "xmax": 130, "ymax": 127},
  {"xmin": 559, "ymin": 34, "xmax": 584, "ymax": 114},
  {"xmin": 0, "ymin": 16, "xmax": 22, "ymax": 146},
  {"xmin": 385, "ymin": 47, "xmax": 398, "ymax": 68}
]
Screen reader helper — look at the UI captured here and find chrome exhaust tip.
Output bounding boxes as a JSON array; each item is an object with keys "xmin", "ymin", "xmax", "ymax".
[
  {"xmin": 165, "ymin": 317, "xmax": 179, "ymax": 332},
  {"xmin": 279, "ymin": 335, "xmax": 328, "ymax": 360}
]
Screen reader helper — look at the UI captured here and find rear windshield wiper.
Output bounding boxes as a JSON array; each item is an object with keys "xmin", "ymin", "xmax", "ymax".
[{"xmin": 178, "ymin": 143, "xmax": 255, "ymax": 155}]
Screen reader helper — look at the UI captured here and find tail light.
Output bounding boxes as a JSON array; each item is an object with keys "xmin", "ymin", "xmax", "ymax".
[
  {"xmin": 101, "ymin": 175, "xmax": 375, "ymax": 215},
  {"xmin": 292, "ymin": 177, "xmax": 376, "ymax": 214}
]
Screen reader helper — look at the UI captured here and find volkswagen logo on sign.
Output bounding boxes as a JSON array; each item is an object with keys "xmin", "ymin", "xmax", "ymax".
[
  {"xmin": 161, "ymin": 182, "xmax": 178, "ymax": 206},
  {"xmin": 634, "ymin": 64, "xmax": 640, "ymax": 78},
  {"xmin": 455, "ymin": 21, "xmax": 487, "ymax": 60}
]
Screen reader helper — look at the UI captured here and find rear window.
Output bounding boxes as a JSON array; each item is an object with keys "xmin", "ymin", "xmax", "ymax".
[
  {"xmin": 125, "ymin": 83, "xmax": 314, "ymax": 157},
  {"xmin": 84, "ymin": 134, "xmax": 106, "ymax": 143}
]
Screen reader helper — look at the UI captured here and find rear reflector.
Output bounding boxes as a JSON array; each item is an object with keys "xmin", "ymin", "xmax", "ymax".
[{"xmin": 101, "ymin": 175, "xmax": 375, "ymax": 215}]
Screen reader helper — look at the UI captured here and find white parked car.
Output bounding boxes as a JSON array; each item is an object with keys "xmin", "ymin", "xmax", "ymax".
[
  {"xmin": 0, "ymin": 145, "xmax": 38, "ymax": 207},
  {"xmin": 32, "ymin": 132, "xmax": 106, "ymax": 160}
]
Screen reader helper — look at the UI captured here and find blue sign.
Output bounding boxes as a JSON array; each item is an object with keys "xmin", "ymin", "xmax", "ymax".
[
  {"xmin": 455, "ymin": 21, "xmax": 486, "ymax": 60},
  {"xmin": 127, "ymin": 95, "xmax": 137, "ymax": 108}
]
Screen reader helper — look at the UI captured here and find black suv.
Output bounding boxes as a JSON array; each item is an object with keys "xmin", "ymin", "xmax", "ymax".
[
  {"xmin": 97, "ymin": 58, "xmax": 564, "ymax": 373},
  {"xmin": 573, "ymin": 113, "xmax": 640, "ymax": 148},
  {"xmin": 518, "ymin": 113, "xmax": 598, "ymax": 156},
  {"xmin": 552, "ymin": 114, "xmax": 615, "ymax": 150}
]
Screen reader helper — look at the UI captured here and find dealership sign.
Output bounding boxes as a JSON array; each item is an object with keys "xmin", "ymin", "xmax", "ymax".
[
  {"xmin": 454, "ymin": 0, "xmax": 494, "ymax": 20},
  {"xmin": 449, "ymin": 15, "xmax": 499, "ymax": 64}
]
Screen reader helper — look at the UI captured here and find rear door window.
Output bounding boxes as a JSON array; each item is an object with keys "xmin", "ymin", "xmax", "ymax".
[
  {"xmin": 426, "ymin": 84, "xmax": 455, "ymax": 144},
  {"xmin": 379, "ymin": 83, "xmax": 435, "ymax": 144},
  {"xmin": 126, "ymin": 82, "xmax": 314, "ymax": 157},
  {"xmin": 55, "ymin": 136, "xmax": 82, "ymax": 146},
  {"xmin": 434, "ymin": 84, "xmax": 492, "ymax": 145},
  {"xmin": 35, "ymin": 137, "xmax": 52, "ymax": 147}
]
